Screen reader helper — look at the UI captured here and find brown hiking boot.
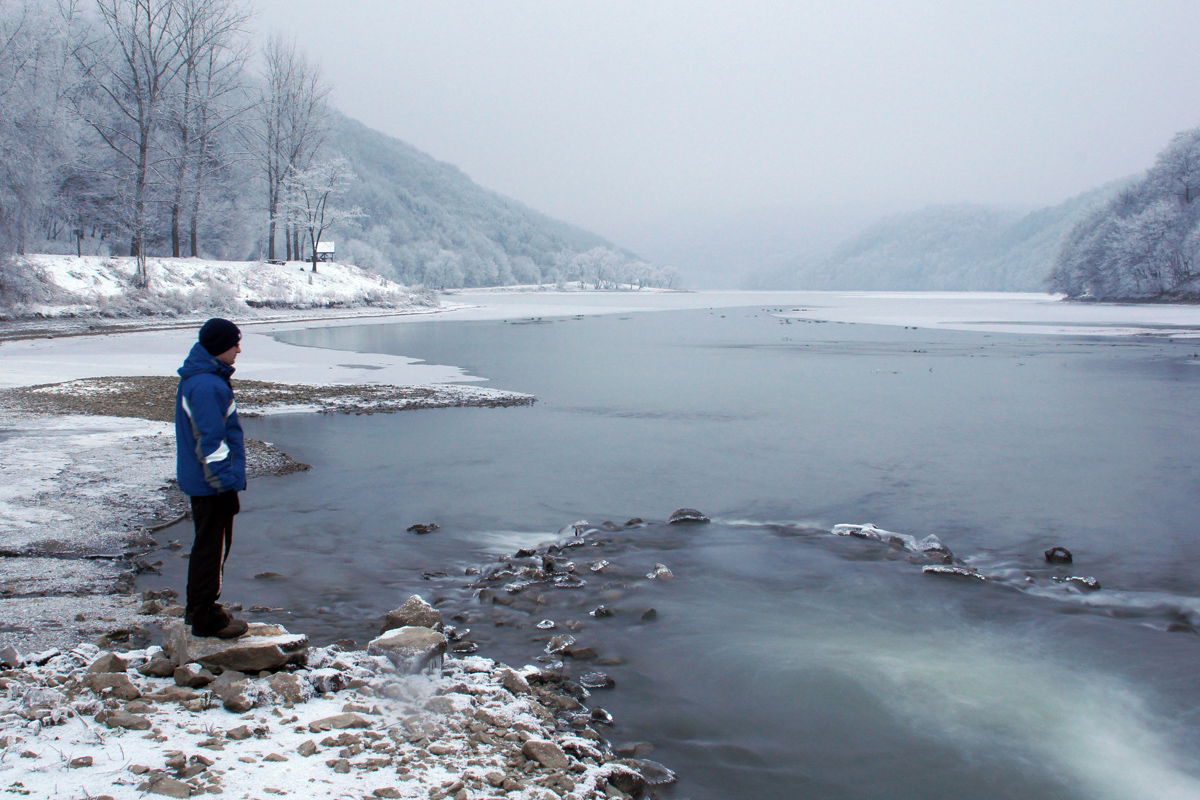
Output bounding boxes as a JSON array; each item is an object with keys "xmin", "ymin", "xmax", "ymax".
[{"xmin": 192, "ymin": 606, "xmax": 249, "ymax": 639}]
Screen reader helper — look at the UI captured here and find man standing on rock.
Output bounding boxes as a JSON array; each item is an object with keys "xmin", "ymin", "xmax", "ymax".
[{"xmin": 175, "ymin": 318, "xmax": 250, "ymax": 639}]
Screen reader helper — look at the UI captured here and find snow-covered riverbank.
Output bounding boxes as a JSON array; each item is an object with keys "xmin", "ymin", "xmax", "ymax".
[{"xmin": 0, "ymin": 624, "xmax": 648, "ymax": 800}]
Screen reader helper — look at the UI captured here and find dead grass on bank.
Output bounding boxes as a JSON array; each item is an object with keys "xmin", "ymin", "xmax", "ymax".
[{"xmin": 1, "ymin": 375, "xmax": 535, "ymax": 423}]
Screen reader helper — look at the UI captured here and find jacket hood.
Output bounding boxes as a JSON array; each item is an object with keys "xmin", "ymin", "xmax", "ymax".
[{"xmin": 178, "ymin": 341, "xmax": 235, "ymax": 381}]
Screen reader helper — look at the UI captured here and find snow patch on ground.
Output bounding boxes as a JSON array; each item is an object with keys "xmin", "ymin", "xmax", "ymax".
[
  {"xmin": 0, "ymin": 322, "xmax": 482, "ymax": 390},
  {"xmin": 0, "ymin": 413, "xmax": 173, "ymax": 555},
  {"xmin": 11, "ymin": 254, "xmax": 431, "ymax": 316}
]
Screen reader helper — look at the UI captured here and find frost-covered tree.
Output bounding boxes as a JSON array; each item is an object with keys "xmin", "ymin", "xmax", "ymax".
[
  {"xmin": 0, "ymin": 1, "xmax": 86, "ymax": 258},
  {"xmin": 423, "ymin": 250, "xmax": 465, "ymax": 289},
  {"xmin": 163, "ymin": 0, "xmax": 249, "ymax": 257},
  {"xmin": 74, "ymin": 0, "xmax": 205, "ymax": 285},
  {"xmin": 249, "ymin": 35, "xmax": 328, "ymax": 261},
  {"xmin": 278, "ymin": 156, "xmax": 363, "ymax": 272}
]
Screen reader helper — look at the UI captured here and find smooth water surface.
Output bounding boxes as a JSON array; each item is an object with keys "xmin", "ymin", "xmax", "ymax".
[{"xmin": 148, "ymin": 304, "xmax": 1200, "ymax": 799}]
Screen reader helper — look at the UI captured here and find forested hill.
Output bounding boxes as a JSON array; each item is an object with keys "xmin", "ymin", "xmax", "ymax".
[
  {"xmin": 1051, "ymin": 129, "xmax": 1200, "ymax": 301},
  {"xmin": 754, "ymin": 183, "xmax": 1124, "ymax": 291},
  {"xmin": 0, "ymin": 2, "xmax": 674, "ymax": 298},
  {"xmin": 332, "ymin": 113, "xmax": 635, "ymax": 287}
]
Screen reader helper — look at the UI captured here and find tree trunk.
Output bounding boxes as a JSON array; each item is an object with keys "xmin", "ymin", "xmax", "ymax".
[
  {"xmin": 170, "ymin": 203, "xmax": 182, "ymax": 257},
  {"xmin": 267, "ymin": 175, "xmax": 279, "ymax": 259},
  {"xmin": 189, "ymin": 200, "xmax": 200, "ymax": 257},
  {"xmin": 133, "ymin": 124, "xmax": 151, "ymax": 287}
]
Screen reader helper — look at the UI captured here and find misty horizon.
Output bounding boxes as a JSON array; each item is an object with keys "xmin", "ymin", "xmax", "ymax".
[{"xmin": 251, "ymin": 0, "xmax": 1200, "ymax": 283}]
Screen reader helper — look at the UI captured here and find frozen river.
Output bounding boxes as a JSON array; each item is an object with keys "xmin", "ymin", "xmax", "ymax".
[{"xmin": 147, "ymin": 291, "xmax": 1200, "ymax": 799}]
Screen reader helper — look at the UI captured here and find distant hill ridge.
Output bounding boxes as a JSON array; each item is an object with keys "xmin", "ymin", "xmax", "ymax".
[
  {"xmin": 756, "ymin": 182, "xmax": 1127, "ymax": 291},
  {"xmin": 332, "ymin": 113, "xmax": 640, "ymax": 288}
]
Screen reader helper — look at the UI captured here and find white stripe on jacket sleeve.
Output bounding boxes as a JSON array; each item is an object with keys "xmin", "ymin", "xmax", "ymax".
[{"xmin": 205, "ymin": 440, "xmax": 230, "ymax": 464}]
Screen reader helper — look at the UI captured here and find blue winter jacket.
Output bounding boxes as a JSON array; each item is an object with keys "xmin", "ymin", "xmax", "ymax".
[{"xmin": 175, "ymin": 342, "xmax": 246, "ymax": 496}]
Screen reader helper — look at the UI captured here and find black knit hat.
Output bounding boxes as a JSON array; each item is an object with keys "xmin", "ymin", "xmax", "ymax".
[{"xmin": 199, "ymin": 318, "xmax": 241, "ymax": 356}]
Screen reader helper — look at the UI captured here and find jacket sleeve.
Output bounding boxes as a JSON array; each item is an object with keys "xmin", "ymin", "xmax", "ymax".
[{"xmin": 180, "ymin": 377, "xmax": 240, "ymax": 493}]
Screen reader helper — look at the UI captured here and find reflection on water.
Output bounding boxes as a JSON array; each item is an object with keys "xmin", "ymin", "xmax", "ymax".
[{"xmin": 143, "ymin": 306, "xmax": 1200, "ymax": 799}]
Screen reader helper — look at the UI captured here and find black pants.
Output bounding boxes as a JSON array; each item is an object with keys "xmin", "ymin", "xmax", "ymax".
[{"xmin": 186, "ymin": 491, "xmax": 239, "ymax": 619}]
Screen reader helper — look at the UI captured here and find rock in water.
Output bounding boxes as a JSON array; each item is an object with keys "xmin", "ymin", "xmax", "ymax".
[
  {"xmin": 632, "ymin": 758, "xmax": 678, "ymax": 786},
  {"xmin": 1055, "ymin": 575, "xmax": 1101, "ymax": 591},
  {"xmin": 379, "ymin": 594, "xmax": 443, "ymax": 634},
  {"xmin": 164, "ymin": 621, "xmax": 308, "ymax": 673},
  {"xmin": 922, "ymin": 565, "xmax": 985, "ymax": 581},
  {"xmin": 367, "ymin": 626, "xmax": 447, "ymax": 673},
  {"xmin": 668, "ymin": 508, "xmax": 710, "ymax": 524},
  {"xmin": 579, "ymin": 671, "xmax": 614, "ymax": 689},
  {"xmin": 1045, "ymin": 546, "xmax": 1073, "ymax": 564},
  {"xmin": 605, "ymin": 765, "xmax": 647, "ymax": 797},
  {"xmin": 646, "ymin": 564, "xmax": 674, "ymax": 580},
  {"xmin": 545, "ymin": 634, "xmax": 576, "ymax": 654},
  {"xmin": 917, "ymin": 535, "xmax": 954, "ymax": 563},
  {"xmin": 406, "ymin": 523, "xmax": 440, "ymax": 534}
]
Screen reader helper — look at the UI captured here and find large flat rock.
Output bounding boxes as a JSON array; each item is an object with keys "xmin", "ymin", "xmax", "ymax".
[{"xmin": 165, "ymin": 621, "xmax": 308, "ymax": 672}]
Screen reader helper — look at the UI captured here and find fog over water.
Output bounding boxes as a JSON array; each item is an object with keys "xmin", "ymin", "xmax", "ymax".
[{"xmin": 250, "ymin": 0, "xmax": 1200, "ymax": 284}]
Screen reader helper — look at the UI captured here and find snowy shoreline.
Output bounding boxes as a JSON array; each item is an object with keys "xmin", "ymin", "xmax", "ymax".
[{"xmin": 0, "ymin": 624, "xmax": 651, "ymax": 800}]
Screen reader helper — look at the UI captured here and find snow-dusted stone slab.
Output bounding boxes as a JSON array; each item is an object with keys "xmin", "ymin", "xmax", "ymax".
[
  {"xmin": 367, "ymin": 626, "xmax": 446, "ymax": 673},
  {"xmin": 164, "ymin": 621, "xmax": 308, "ymax": 673}
]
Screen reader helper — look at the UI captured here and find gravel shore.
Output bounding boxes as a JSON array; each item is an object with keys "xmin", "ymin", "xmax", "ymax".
[{"xmin": 0, "ymin": 638, "xmax": 655, "ymax": 800}]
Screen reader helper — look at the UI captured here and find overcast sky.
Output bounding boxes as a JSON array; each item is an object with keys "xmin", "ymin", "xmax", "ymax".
[{"xmin": 250, "ymin": 0, "xmax": 1200, "ymax": 280}]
